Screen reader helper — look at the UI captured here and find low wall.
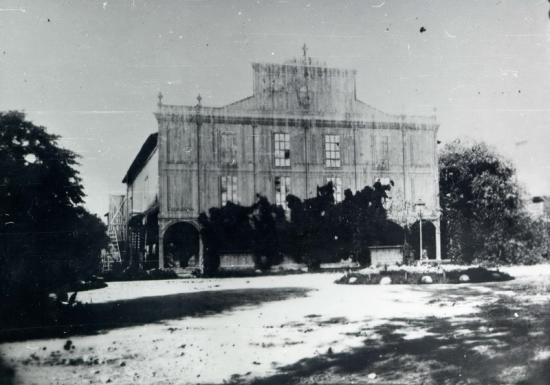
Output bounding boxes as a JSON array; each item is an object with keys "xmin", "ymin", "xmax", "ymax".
[
  {"xmin": 219, "ymin": 253, "xmax": 255, "ymax": 270},
  {"xmin": 369, "ymin": 246, "xmax": 404, "ymax": 266}
]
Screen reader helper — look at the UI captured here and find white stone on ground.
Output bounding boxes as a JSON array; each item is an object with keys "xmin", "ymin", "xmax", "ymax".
[
  {"xmin": 421, "ymin": 276, "xmax": 433, "ymax": 284},
  {"xmin": 379, "ymin": 276, "xmax": 392, "ymax": 285},
  {"xmin": 459, "ymin": 274, "xmax": 470, "ymax": 282}
]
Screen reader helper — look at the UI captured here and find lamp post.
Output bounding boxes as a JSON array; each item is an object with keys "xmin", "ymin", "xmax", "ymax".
[{"xmin": 415, "ymin": 199, "xmax": 426, "ymax": 260}]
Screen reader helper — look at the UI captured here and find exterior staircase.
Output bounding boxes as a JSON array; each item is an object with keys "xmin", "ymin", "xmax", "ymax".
[{"xmin": 102, "ymin": 196, "xmax": 127, "ymax": 272}]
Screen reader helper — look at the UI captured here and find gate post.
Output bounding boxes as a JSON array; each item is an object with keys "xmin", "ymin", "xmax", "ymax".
[{"xmin": 158, "ymin": 232, "xmax": 165, "ymax": 269}]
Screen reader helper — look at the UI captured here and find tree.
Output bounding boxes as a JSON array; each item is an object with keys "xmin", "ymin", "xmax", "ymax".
[
  {"xmin": 439, "ymin": 139, "xmax": 540, "ymax": 263},
  {"xmin": 198, "ymin": 180, "xmax": 402, "ymax": 273},
  {"xmin": 286, "ymin": 181, "xmax": 398, "ymax": 268},
  {"xmin": 286, "ymin": 183, "xmax": 336, "ymax": 269},
  {"xmin": 198, "ymin": 196, "xmax": 285, "ymax": 274},
  {"xmin": 250, "ymin": 196, "xmax": 284, "ymax": 270},
  {"xmin": 0, "ymin": 111, "xmax": 108, "ymax": 321}
]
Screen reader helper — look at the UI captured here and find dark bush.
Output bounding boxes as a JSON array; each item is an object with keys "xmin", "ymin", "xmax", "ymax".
[
  {"xmin": 102, "ymin": 267, "xmax": 178, "ymax": 281},
  {"xmin": 198, "ymin": 181, "xmax": 404, "ymax": 274},
  {"xmin": 199, "ymin": 196, "xmax": 288, "ymax": 275},
  {"xmin": 286, "ymin": 180, "xmax": 400, "ymax": 268},
  {"xmin": 336, "ymin": 267, "xmax": 513, "ymax": 285}
]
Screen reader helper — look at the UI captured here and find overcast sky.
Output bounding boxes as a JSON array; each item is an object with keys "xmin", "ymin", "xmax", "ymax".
[{"xmin": 1, "ymin": 0, "xmax": 549, "ymax": 217}]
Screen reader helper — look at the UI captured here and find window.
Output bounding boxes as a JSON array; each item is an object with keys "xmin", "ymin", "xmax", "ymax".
[
  {"xmin": 275, "ymin": 176, "xmax": 291, "ymax": 210},
  {"xmin": 274, "ymin": 133, "xmax": 290, "ymax": 167},
  {"xmin": 220, "ymin": 175, "xmax": 238, "ymax": 206},
  {"xmin": 374, "ymin": 176, "xmax": 392, "ymax": 186},
  {"xmin": 325, "ymin": 135, "xmax": 341, "ymax": 168},
  {"xmin": 326, "ymin": 177, "xmax": 342, "ymax": 202},
  {"xmin": 220, "ymin": 133, "xmax": 238, "ymax": 167},
  {"xmin": 375, "ymin": 136, "xmax": 389, "ymax": 170},
  {"xmin": 410, "ymin": 135, "xmax": 430, "ymax": 166}
]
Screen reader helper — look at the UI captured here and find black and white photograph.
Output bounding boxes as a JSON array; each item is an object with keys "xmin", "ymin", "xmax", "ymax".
[{"xmin": 1, "ymin": 1, "xmax": 550, "ymax": 384}]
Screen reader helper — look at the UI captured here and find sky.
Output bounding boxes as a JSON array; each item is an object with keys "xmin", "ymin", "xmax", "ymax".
[{"xmin": 1, "ymin": 0, "xmax": 550, "ymax": 217}]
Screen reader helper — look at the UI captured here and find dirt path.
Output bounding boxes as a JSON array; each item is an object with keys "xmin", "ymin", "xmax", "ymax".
[{"xmin": 2, "ymin": 267, "xmax": 550, "ymax": 385}]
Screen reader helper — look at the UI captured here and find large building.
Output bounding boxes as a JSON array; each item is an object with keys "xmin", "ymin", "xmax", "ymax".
[{"xmin": 116, "ymin": 49, "xmax": 441, "ymax": 271}]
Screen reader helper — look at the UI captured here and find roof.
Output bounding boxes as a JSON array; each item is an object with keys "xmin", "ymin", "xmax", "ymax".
[
  {"xmin": 156, "ymin": 56, "xmax": 438, "ymax": 127},
  {"xmin": 122, "ymin": 132, "xmax": 158, "ymax": 184}
]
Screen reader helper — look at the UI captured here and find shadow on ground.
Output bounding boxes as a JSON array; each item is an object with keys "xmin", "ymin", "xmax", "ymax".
[
  {"xmin": 0, "ymin": 356, "xmax": 15, "ymax": 385},
  {"xmin": 0, "ymin": 287, "xmax": 310, "ymax": 343},
  {"xmin": 238, "ymin": 285, "xmax": 550, "ymax": 385}
]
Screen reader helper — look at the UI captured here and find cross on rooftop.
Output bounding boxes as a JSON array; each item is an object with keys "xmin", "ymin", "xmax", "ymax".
[
  {"xmin": 157, "ymin": 91, "xmax": 163, "ymax": 107},
  {"xmin": 195, "ymin": 94, "xmax": 202, "ymax": 114}
]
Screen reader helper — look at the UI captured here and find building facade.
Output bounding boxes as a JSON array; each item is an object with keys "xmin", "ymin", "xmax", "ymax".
[{"xmin": 121, "ymin": 52, "xmax": 441, "ymax": 270}]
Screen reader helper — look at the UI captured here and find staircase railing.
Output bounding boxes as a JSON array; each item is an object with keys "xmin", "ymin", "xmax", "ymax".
[{"xmin": 102, "ymin": 196, "xmax": 127, "ymax": 271}]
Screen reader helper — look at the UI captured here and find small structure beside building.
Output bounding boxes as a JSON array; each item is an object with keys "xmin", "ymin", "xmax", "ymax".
[
  {"xmin": 526, "ymin": 196, "xmax": 550, "ymax": 221},
  {"xmin": 368, "ymin": 246, "xmax": 405, "ymax": 267}
]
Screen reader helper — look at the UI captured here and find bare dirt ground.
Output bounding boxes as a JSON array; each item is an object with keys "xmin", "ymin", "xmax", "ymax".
[{"xmin": 2, "ymin": 265, "xmax": 550, "ymax": 385}]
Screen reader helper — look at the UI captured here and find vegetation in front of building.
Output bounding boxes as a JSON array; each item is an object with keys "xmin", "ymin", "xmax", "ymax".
[
  {"xmin": 101, "ymin": 264, "xmax": 179, "ymax": 281},
  {"xmin": 336, "ymin": 265, "xmax": 514, "ymax": 285},
  {"xmin": 198, "ymin": 180, "xmax": 402, "ymax": 275},
  {"xmin": 440, "ymin": 139, "xmax": 550, "ymax": 265}
]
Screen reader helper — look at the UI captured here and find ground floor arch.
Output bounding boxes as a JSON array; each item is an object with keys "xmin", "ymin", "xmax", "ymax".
[
  {"xmin": 409, "ymin": 220, "xmax": 437, "ymax": 260},
  {"xmin": 160, "ymin": 220, "xmax": 203, "ymax": 271}
]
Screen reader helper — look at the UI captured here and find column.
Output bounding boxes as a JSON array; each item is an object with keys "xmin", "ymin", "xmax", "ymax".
[
  {"xmin": 435, "ymin": 219, "xmax": 441, "ymax": 261},
  {"xmin": 198, "ymin": 236, "xmax": 204, "ymax": 275},
  {"xmin": 158, "ymin": 227, "xmax": 164, "ymax": 269}
]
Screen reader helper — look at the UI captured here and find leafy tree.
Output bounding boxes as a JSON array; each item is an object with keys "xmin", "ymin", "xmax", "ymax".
[
  {"xmin": 198, "ymin": 181, "xmax": 404, "ymax": 273},
  {"xmin": 286, "ymin": 183, "xmax": 336, "ymax": 269},
  {"xmin": 250, "ymin": 196, "xmax": 285, "ymax": 270},
  {"xmin": 0, "ymin": 111, "xmax": 108, "ymax": 321},
  {"xmin": 287, "ymin": 181, "xmax": 399, "ymax": 268},
  {"xmin": 198, "ymin": 196, "xmax": 286, "ymax": 274},
  {"xmin": 439, "ymin": 139, "xmax": 542, "ymax": 264}
]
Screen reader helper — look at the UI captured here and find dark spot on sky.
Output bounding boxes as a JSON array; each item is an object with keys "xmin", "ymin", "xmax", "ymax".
[
  {"xmin": 47, "ymin": 18, "xmax": 51, "ymax": 22},
  {"xmin": 477, "ymin": 91, "xmax": 481, "ymax": 95},
  {"xmin": 419, "ymin": 26, "xmax": 426, "ymax": 33},
  {"xmin": 518, "ymin": 89, "xmax": 521, "ymax": 93}
]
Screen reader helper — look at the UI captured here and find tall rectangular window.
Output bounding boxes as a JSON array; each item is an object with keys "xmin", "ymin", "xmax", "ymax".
[
  {"xmin": 275, "ymin": 176, "xmax": 291, "ymax": 210},
  {"xmin": 326, "ymin": 177, "xmax": 343, "ymax": 202},
  {"xmin": 220, "ymin": 133, "xmax": 238, "ymax": 167},
  {"xmin": 376, "ymin": 136, "xmax": 390, "ymax": 170},
  {"xmin": 325, "ymin": 134, "xmax": 341, "ymax": 168},
  {"xmin": 274, "ymin": 133, "xmax": 290, "ymax": 167},
  {"xmin": 220, "ymin": 175, "xmax": 238, "ymax": 206},
  {"xmin": 410, "ymin": 135, "xmax": 430, "ymax": 166}
]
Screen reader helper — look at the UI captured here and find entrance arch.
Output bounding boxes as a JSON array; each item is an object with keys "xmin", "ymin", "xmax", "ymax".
[
  {"xmin": 162, "ymin": 222, "xmax": 200, "ymax": 269},
  {"xmin": 409, "ymin": 220, "xmax": 436, "ymax": 260}
]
